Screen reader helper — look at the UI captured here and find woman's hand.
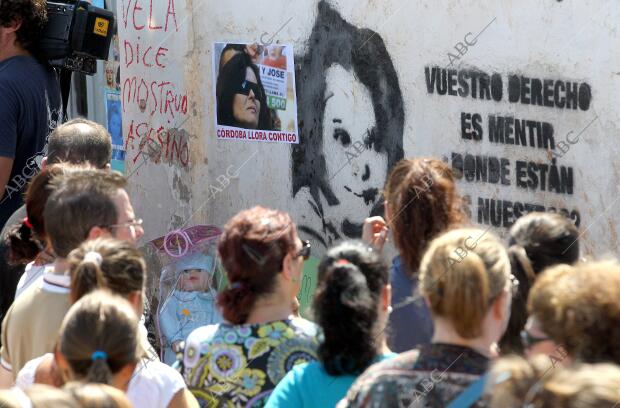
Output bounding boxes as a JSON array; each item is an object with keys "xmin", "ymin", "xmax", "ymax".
[{"xmin": 362, "ymin": 216, "xmax": 389, "ymax": 252}]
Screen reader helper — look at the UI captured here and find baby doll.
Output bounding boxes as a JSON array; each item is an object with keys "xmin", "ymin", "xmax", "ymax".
[{"xmin": 158, "ymin": 252, "xmax": 223, "ymax": 365}]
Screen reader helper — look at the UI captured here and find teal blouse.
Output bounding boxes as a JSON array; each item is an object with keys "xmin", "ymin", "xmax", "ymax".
[{"xmin": 265, "ymin": 353, "xmax": 397, "ymax": 408}]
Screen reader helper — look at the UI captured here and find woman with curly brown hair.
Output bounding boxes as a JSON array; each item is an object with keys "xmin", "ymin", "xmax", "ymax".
[
  {"xmin": 362, "ymin": 158, "xmax": 466, "ymax": 352},
  {"xmin": 525, "ymin": 260, "xmax": 620, "ymax": 364},
  {"xmin": 489, "ymin": 355, "xmax": 620, "ymax": 407},
  {"xmin": 182, "ymin": 206, "xmax": 318, "ymax": 407}
]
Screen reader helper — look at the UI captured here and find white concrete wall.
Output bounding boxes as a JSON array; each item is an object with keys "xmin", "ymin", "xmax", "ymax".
[{"xmin": 118, "ymin": 0, "xmax": 620, "ymax": 263}]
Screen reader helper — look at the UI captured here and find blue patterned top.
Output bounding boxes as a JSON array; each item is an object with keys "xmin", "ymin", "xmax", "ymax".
[
  {"xmin": 183, "ymin": 318, "xmax": 319, "ymax": 407},
  {"xmin": 338, "ymin": 343, "xmax": 490, "ymax": 408}
]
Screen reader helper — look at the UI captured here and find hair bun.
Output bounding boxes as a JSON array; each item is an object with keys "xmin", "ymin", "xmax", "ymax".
[{"xmin": 325, "ymin": 261, "xmax": 369, "ymax": 303}]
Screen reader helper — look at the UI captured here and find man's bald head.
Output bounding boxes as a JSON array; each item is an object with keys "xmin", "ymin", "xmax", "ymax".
[{"xmin": 46, "ymin": 118, "xmax": 112, "ymax": 169}]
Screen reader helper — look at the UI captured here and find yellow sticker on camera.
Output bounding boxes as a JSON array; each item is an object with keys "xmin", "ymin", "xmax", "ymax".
[{"xmin": 94, "ymin": 17, "xmax": 109, "ymax": 37}]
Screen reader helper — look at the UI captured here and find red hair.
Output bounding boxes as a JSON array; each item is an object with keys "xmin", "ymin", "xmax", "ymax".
[
  {"xmin": 384, "ymin": 158, "xmax": 466, "ymax": 277},
  {"xmin": 217, "ymin": 206, "xmax": 297, "ymax": 324}
]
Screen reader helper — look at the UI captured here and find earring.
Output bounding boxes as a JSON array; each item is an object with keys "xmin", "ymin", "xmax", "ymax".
[{"xmin": 387, "ymin": 306, "xmax": 393, "ymax": 314}]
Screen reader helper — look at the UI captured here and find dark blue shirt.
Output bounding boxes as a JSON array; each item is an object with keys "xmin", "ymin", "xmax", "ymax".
[
  {"xmin": 0, "ymin": 56, "xmax": 61, "ymax": 229},
  {"xmin": 388, "ymin": 256, "xmax": 434, "ymax": 352}
]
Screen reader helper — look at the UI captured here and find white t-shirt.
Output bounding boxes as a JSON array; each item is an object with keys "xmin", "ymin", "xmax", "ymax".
[
  {"xmin": 14, "ymin": 263, "xmax": 49, "ymax": 299},
  {"xmin": 16, "ymin": 354, "xmax": 186, "ymax": 408},
  {"xmin": 127, "ymin": 357, "xmax": 186, "ymax": 408},
  {"xmin": 15, "ymin": 354, "xmax": 43, "ymax": 390}
]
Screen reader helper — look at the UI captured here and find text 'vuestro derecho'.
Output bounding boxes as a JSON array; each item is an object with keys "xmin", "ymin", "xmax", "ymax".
[{"xmin": 425, "ymin": 65, "xmax": 592, "ymax": 228}]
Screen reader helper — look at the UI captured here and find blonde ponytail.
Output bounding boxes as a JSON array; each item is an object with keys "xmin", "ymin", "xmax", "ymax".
[
  {"xmin": 420, "ymin": 228, "xmax": 509, "ymax": 338},
  {"xmin": 444, "ymin": 251, "xmax": 490, "ymax": 338}
]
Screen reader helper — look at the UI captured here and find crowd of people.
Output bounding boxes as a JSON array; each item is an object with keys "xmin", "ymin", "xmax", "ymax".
[
  {"xmin": 3, "ymin": 1, "xmax": 620, "ymax": 408},
  {"xmin": 1, "ymin": 113, "xmax": 619, "ymax": 407}
]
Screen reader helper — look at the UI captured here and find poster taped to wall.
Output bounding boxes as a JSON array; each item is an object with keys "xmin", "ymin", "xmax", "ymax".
[
  {"xmin": 212, "ymin": 42, "xmax": 299, "ymax": 144},
  {"xmin": 105, "ymin": 91, "xmax": 125, "ymax": 172}
]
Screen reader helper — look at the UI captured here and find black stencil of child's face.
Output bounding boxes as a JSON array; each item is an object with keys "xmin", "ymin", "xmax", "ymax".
[{"xmin": 321, "ymin": 65, "xmax": 387, "ymax": 237}]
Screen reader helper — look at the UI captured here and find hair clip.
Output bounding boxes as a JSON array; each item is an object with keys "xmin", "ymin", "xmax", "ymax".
[
  {"xmin": 23, "ymin": 217, "xmax": 33, "ymax": 229},
  {"xmin": 84, "ymin": 251, "xmax": 103, "ymax": 267},
  {"xmin": 91, "ymin": 350, "xmax": 108, "ymax": 361},
  {"xmin": 230, "ymin": 282, "xmax": 243, "ymax": 290}
]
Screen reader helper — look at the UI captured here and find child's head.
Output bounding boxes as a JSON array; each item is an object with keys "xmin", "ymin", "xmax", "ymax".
[
  {"xmin": 0, "ymin": 384, "xmax": 81, "ymax": 408},
  {"xmin": 57, "ymin": 290, "xmax": 140, "ymax": 391},
  {"xmin": 68, "ymin": 238, "xmax": 146, "ymax": 313},
  {"xmin": 64, "ymin": 382, "xmax": 132, "ymax": 408},
  {"xmin": 173, "ymin": 252, "xmax": 215, "ymax": 291}
]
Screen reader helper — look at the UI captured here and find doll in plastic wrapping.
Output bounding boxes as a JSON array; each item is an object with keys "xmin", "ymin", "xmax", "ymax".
[{"xmin": 158, "ymin": 251, "xmax": 223, "ymax": 365}]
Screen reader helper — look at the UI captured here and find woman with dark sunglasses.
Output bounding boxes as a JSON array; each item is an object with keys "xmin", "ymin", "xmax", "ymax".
[
  {"xmin": 216, "ymin": 52, "xmax": 272, "ymax": 130},
  {"xmin": 182, "ymin": 206, "xmax": 318, "ymax": 407},
  {"xmin": 521, "ymin": 264, "xmax": 571, "ymax": 361}
]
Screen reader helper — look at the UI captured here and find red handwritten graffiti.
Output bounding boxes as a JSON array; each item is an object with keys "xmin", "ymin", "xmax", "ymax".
[
  {"xmin": 124, "ymin": 39, "xmax": 168, "ymax": 69},
  {"xmin": 122, "ymin": 0, "xmax": 178, "ymax": 32},
  {"xmin": 122, "ymin": 76, "xmax": 188, "ymax": 121},
  {"xmin": 120, "ymin": 0, "xmax": 187, "ymax": 169},
  {"xmin": 125, "ymin": 120, "xmax": 190, "ymax": 167}
]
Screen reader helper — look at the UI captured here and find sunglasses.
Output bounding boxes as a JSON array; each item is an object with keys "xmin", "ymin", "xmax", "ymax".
[
  {"xmin": 236, "ymin": 80, "xmax": 264, "ymax": 103},
  {"xmin": 520, "ymin": 329, "xmax": 551, "ymax": 349},
  {"xmin": 296, "ymin": 240, "xmax": 311, "ymax": 261}
]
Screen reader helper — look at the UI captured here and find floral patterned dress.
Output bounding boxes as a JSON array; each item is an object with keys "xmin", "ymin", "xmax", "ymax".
[{"xmin": 183, "ymin": 318, "xmax": 319, "ymax": 407}]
